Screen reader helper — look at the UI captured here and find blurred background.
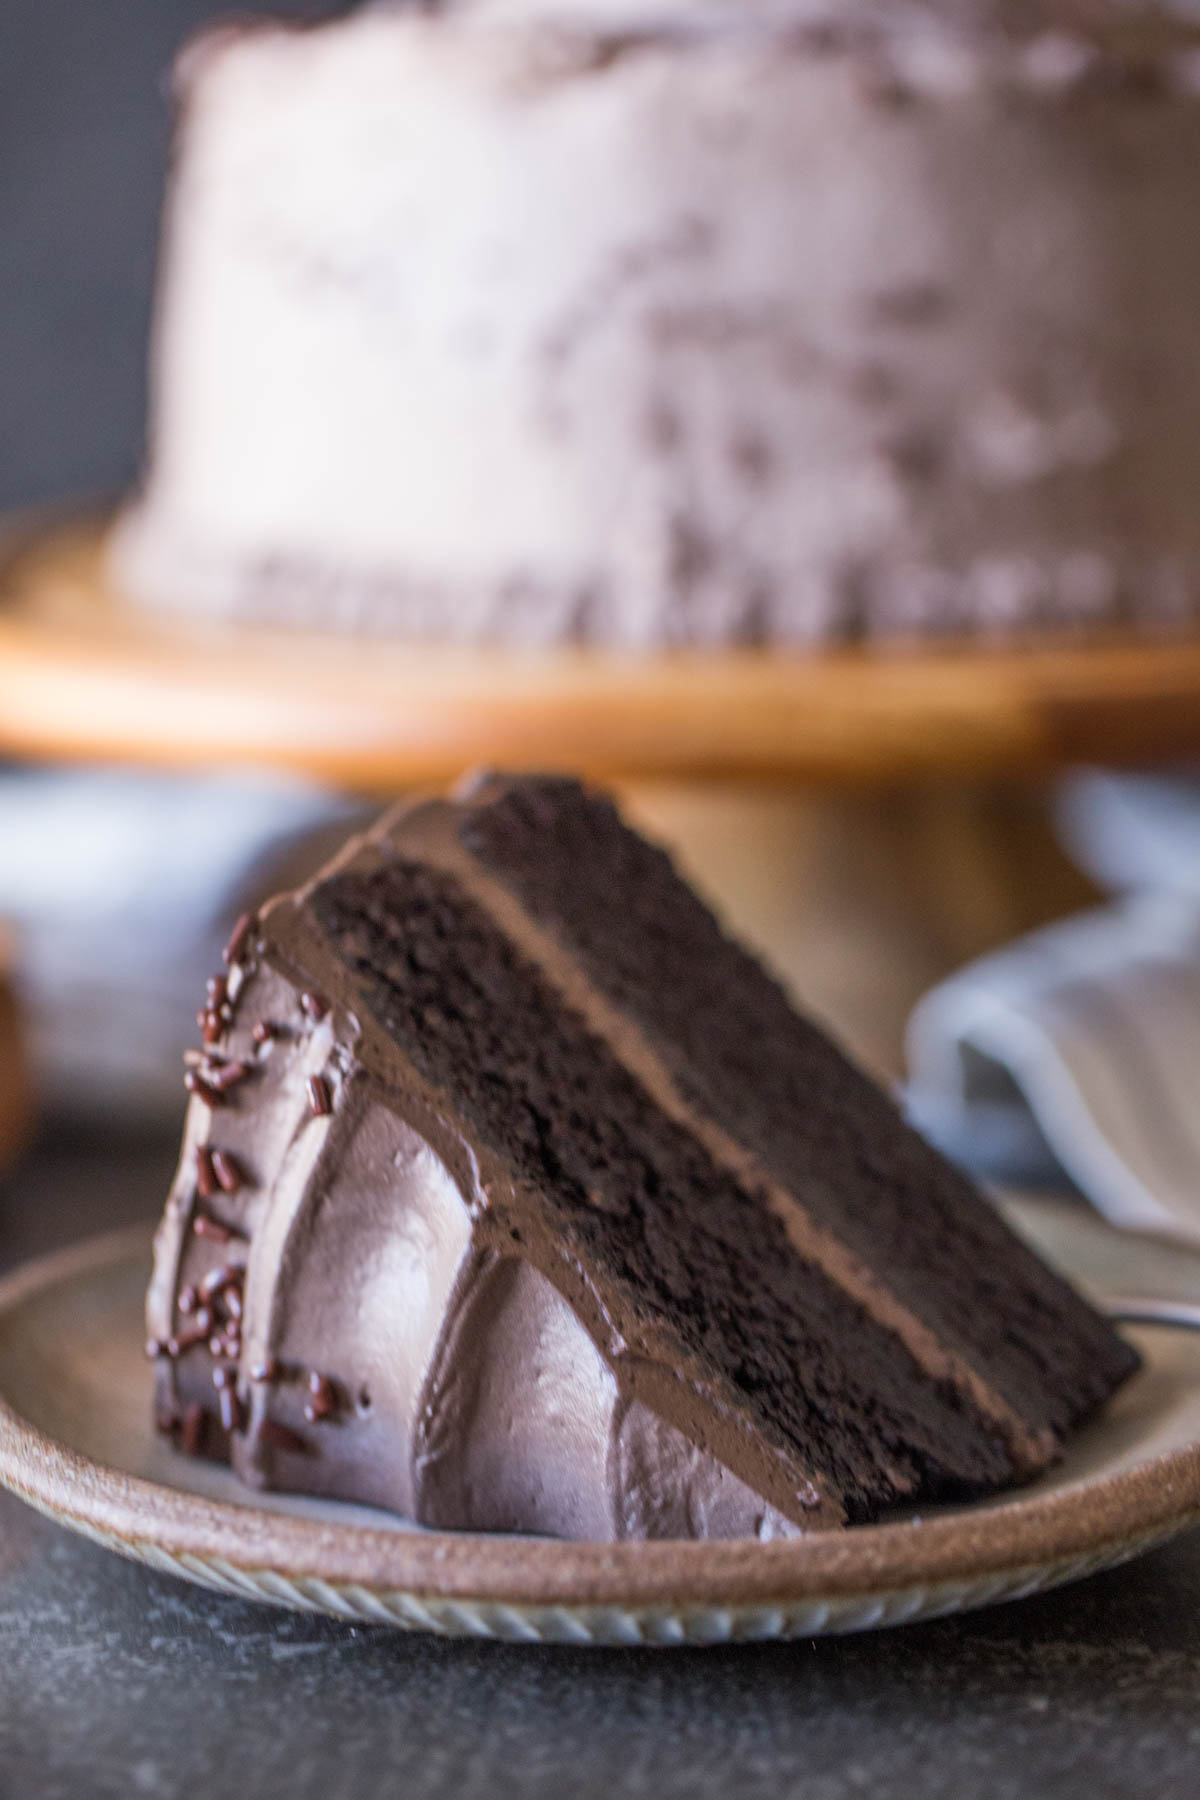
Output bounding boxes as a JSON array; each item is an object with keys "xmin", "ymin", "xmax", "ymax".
[
  {"xmin": 1, "ymin": 2, "xmax": 351, "ymax": 519},
  {"xmin": 1, "ymin": 0, "xmax": 1199, "ymax": 1256},
  {"xmin": 0, "ymin": 2, "xmax": 361, "ymax": 1168}
]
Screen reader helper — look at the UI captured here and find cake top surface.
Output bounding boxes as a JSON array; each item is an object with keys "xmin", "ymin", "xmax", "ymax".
[{"xmin": 179, "ymin": 0, "xmax": 1200, "ymax": 56}]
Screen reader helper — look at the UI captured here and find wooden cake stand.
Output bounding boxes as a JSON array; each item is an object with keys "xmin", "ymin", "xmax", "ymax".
[
  {"xmin": 3, "ymin": 512, "xmax": 1200, "ymax": 788},
  {"xmin": 1, "ymin": 509, "xmax": 1195, "ymax": 1078}
]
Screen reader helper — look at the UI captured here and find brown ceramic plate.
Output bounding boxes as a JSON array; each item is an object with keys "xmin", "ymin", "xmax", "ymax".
[{"xmin": 0, "ymin": 1198, "xmax": 1197, "ymax": 1646}]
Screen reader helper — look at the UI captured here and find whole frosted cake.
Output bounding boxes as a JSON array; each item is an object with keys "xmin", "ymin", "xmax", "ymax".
[{"xmin": 115, "ymin": 1, "xmax": 1200, "ymax": 644}]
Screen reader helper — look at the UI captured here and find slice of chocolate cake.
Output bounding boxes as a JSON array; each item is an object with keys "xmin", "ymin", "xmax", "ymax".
[{"xmin": 147, "ymin": 775, "xmax": 1137, "ymax": 1539}]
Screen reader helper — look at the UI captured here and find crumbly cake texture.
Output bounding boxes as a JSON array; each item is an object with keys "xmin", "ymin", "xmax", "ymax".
[
  {"xmin": 146, "ymin": 774, "xmax": 1137, "ymax": 1540},
  {"xmin": 112, "ymin": 1, "xmax": 1200, "ymax": 645}
]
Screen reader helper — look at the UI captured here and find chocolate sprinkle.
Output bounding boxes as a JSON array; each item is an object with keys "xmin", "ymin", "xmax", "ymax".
[
  {"xmin": 166, "ymin": 1317, "xmax": 212, "ymax": 1357},
  {"xmin": 193, "ymin": 1214, "xmax": 233, "ymax": 1245},
  {"xmin": 200, "ymin": 1263, "xmax": 242, "ymax": 1299},
  {"xmin": 223, "ymin": 910, "xmax": 254, "ymax": 968},
  {"xmin": 195, "ymin": 1144, "xmax": 218, "ymax": 1200},
  {"xmin": 206, "ymin": 974, "xmax": 228, "ymax": 1011},
  {"xmin": 304, "ymin": 1372, "xmax": 336, "ymax": 1423},
  {"xmin": 306, "ymin": 1074, "xmax": 332, "ymax": 1118},
  {"xmin": 180, "ymin": 1404, "xmax": 207, "ymax": 1458},
  {"xmin": 252, "ymin": 1020, "xmax": 277, "ymax": 1046},
  {"xmin": 301, "ymin": 991, "xmax": 330, "ymax": 1022},
  {"xmin": 184, "ymin": 1071, "xmax": 224, "ymax": 1109},
  {"xmin": 251, "ymin": 1357, "xmax": 280, "ymax": 1384},
  {"xmin": 211, "ymin": 1149, "xmax": 244, "ymax": 1194},
  {"xmin": 259, "ymin": 1419, "xmax": 310, "ymax": 1456},
  {"xmin": 206, "ymin": 1060, "xmax": 249, "ymax": 1094},
  {"xmin": 164, "ymin": 1324, "xmax": 208, "ymax": 1353}
]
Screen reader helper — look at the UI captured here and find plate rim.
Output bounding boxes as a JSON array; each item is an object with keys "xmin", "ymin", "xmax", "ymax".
[{"xmin": 1, "ymin": 1225, "xmax": 1199, "ymax": 1615}]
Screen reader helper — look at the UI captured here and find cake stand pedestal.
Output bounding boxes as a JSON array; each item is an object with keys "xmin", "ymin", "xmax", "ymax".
[{"xmin": 2, "ymin": 509, "xmax": 1187, "ymax": 1077}]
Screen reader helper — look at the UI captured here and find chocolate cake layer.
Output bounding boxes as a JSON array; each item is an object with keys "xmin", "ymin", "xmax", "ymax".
[
  {"xmin": 147, "ymin": 775, "xmax": 1138, "ymax": 1539},
  {"xmin": 458, "ymin": 775, "xmax": 1137, "ymax": 1437}
]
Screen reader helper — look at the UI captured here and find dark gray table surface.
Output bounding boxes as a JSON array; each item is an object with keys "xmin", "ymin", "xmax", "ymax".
[{"xmin": 0, "ymin": 1133, "xmax": 1194, "ymax": 1800}]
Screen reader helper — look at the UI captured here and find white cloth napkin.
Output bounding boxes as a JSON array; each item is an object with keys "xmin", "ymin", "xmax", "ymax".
[{"xmin": 907, "ymin": 771, "xmax": 1200, "ymax": 1246}]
